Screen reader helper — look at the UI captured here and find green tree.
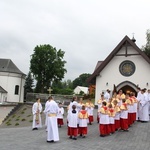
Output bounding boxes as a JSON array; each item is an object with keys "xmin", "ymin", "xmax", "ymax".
[
  {"xmin": 30, "ymin": 44, "xmax": 67, "ymax": 93},
  {"xmin": 52, "ymin": 79, "xmax": 73, "ymax": 94},
  {"xmin": 72, "ymin": 73, "xmax": 91, "ymax": 89},
  {"xmin": 142, "ymin": 29, "xmax": 150, "ymax": 59},
  {"xmin": 24, "ymin": 71, "xmax": 34, "ymax": 98}
]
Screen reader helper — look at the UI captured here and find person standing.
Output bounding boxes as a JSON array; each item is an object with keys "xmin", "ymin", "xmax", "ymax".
[
  {"xmin": 120, "ymin": 99, "xmax": 128, "ymax": 131},
  {"xmin": 139, "ymin": 89, "xmax": 149, "ymax": 122},
  {"xmin": 32, "ymin": 98, "xmax": 43, "ymax": 130},
  {"xmin": 97, "ymin": 94, "xmax": 106, "ymax": 123},
  {"xmin": 148, "ymin": 89, "xmax": 150, "ymax": 116},
  {"xmin": 104, "ymin": 89, "xmax": 111, "ymax": 102},
  {"xmin": 85, "ymin": 99, "xmax": 94, "ymax": 125},
  {"xmin": 45, "ymin": 96, "xmax": 59, "ymax": 143},
  {"xmin": 108, "ymin": 103, "xmax": 115, "ymax": 134},
  {"xmin": 78, "ymin": 105, "xmax": 89, "ymax": 138},
  {"xmin": 98, "ymin": 101, "xmax": 110, "ymax": 137},
  {"xmin": 43, "ymin": 97, "xmax": 51, "ymax": 130},
  {"xmin": 117, "ymin": 90, "xmax": 125, "ymax": 106},
  {"xmin": 113, "ymin": 100, "xmax": 121, "ymax": 131},
  {"xmin": 57, "ymin": 102, "xmax": 64, "ymax": 128},
  {"xmin": 67, "ymin": 105, "xmax": 78, "ymax": 140}
]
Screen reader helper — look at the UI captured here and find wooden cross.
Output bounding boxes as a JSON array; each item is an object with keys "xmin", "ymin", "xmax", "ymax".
[{"xmin": 47, "ymin": 87, "xmax": 53, "ymax": 95}]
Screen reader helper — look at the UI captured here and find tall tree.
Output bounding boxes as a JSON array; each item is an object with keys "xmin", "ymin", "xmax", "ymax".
[
  {"xmin": 30, "ymin": 44, "xmax": 67, "ymax": 93},
  {"xmin": 72, "ymin": 73, "xmax": 91, "ymax": 89},
  {"xmin": 142, "ymin": 29, "xmax": 150, "ymax": 59},
  {"xmin": 24, "ymin": 71, "xmax": 34, "ymax": 98}
]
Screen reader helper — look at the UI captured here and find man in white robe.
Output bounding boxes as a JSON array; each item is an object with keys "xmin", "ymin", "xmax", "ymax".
[
  {"xmin": 43, "ymin": 97, "xmax": 51, "ymax": 129},
  {"xmin": 32, "ymin": 98, "xmax": 42, "ymax": 130},
  {"xmin": 104, "ymin": 89, "xmax": 110, "ymax": 102},
  {"xmin": 139, "ymin": 89, "xmax": 149, "ymax": 122},
  {"xmin": 45, "ymin": 96, "xmax": 59, "ymax": 142},
  {"xmin": 136, "ymin": 87, "xmax": 142, "ymax": 120},
  {"xmin": 148, "ymin": 89, "xmax": 150, "ymax": 115}
]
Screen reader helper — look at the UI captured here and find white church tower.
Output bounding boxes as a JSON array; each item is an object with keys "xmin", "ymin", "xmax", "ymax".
[{"xmin": 0, "ymin": 59, "xmax": 26, "ymax": 103}]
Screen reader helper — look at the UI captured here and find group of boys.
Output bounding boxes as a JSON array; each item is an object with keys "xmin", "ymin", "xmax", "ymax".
[
  {"xmin": 97, "ymin": 88, "xmax": 150, "ymax": 137},
  {"xmin": 67, "ymin": 97, "xmax": 95, "ymax": 140},
  {"xmin": 31, "ymin": 88, "xmax": 150, "ymax": 142}
]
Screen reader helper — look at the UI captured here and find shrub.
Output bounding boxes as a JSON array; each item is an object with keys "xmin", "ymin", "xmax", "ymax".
[
  {"xmin": 12, "ymin": 114, "xmax": 16, "ymax": 118},
  {"xmin": 21, "ymin": 118, "xmax": 26, "ymax": 121},
  {"xmin": 15, "ymin": 123, "xmax": 19, "ymax": 126},
  {"xmin": 15, "ymin": 118, "xmax": 20, "ymax": 121}
]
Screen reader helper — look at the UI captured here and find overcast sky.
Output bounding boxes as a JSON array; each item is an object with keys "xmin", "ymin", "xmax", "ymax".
[{"xmin": 0, "ymin": 0, "xmax": 150, "ymax": 81}]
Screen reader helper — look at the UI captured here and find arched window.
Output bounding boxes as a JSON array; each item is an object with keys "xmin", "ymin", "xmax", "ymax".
[{"xmin": 15, "ymin": 85, "xmax": 19, "ymax": 95}]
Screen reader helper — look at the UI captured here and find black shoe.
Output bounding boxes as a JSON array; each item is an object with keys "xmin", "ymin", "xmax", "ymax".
[
  {"xmin": 32, "ymin": 128, "xmax": 38, "ymax": 130},
  {"xmin": 80, "ymin": 134, "xmax": 82, "ymax": 137},
  {"xmin": 69, "ymin": 136, "xmax": 72, "ymax": 139},
  {"xmin": 47, "ymin": 140, "xmax": 54, "ymax": 143},
  {"xmin": 100, "ymin": 135, "xmax": 105, "ymax": 137},
  {"xmin": 82, "ymin": 136, "xmax": 85, "ymax": 138},
  {"xmin": 73, "ymin": 137, "xmax": 77, "ymax": 140}
]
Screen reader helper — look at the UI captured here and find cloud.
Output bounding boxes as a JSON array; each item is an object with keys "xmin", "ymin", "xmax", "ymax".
[{"xmin": 0, "ymin": 0, "xmax": 150, "ymax": 81}]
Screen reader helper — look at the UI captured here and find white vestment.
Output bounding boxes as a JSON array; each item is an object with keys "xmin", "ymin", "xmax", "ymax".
[
  {"xmin": 57, "ymin": 107, "xmax": 64, "ymax": 119},
  {"xmin": 99, "ymin": 112, "xmax": 109, "ymax": 124},
  {"xmin": 45, "ymin": 100, "xmax": 59, "ymax": 141},
  {"xmin": 43, "ymin": 100, "xmax": 50, "ymax": 126},
  {"xmin": 104, "ymin": 92, "xmax": 110, "ymax": 102},
  {"xmin": 32, "ymin": 102, "xmax": 42, "ymax": 129},
  {"xmin": 67, "ymin": 111, "xmax": 78, "ymax": 128},
  {"xmin": 139, "ymin": 93, "xmax": 149, "ymax": 121}
]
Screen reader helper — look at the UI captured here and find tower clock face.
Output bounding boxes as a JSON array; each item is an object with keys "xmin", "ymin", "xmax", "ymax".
[{"xmin": 119, "ymin": 60, "xmax": 136, "ymax": 77}]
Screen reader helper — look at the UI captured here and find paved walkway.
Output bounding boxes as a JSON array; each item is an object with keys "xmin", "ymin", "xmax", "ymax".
[{"xmin": 0, "ymin": 110, "xmax": 150, "ymax": 150}]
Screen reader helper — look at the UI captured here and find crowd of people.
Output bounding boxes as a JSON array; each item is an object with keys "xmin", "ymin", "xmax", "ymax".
[{"xmin": 31, "ymin": 88, "xmax": 150, "ymax": 142}]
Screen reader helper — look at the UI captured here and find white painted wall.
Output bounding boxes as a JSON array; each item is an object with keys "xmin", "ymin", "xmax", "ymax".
[{"xmin": 0, "ymin": 72, "xmax": 25, "ymax": 103}]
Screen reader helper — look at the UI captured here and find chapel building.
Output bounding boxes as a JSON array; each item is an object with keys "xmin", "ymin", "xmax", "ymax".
[{"xmin": 88, "ymin": 36, "xmax": 150, "ymax": 104}]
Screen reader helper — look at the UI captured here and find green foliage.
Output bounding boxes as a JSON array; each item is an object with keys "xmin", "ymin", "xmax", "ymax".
[
  {"xmin": 24, "ymin": 71, "xmax": 34, "ymax": 98},
  {"xmin": 72, "ymin": 73, "xmax": 91, "ymax": 89},
  {"xmin": 29, "ymin": 120, "xmax": 33, "ymax": 122},
  {"xmin": 27, "ymin": 115, "xmax": 31, "ymax": 117},
  {"xmin": 15, "ymin": 123, "xmax": 19, "ymax": 126},
  {"xmin": 21, "ymin": 111, "xmax": 25, "ymax": 114},
  {"xmin": 6, "ymin": 121, "xmax": 11, "ymax": 126},
  {"xmin": 15, "ymin": 118, "xmax": 20, "ymax": 121},
  {"xmin": 21, "ymin": 118, "xmax": 26, "ymax": 121},
  {"xmin": 142, "ymin": 29, "xmax": 150, "ymax": 59},
  {"xmin": 52, "ymin": 87, "xmax": 73, "ymax": 95},
  {"xmin": 30, "ymin": 44, "xmax": 67, "ymax": 93},
  {"xmin": 79, "ymin": 91, "xmax": 84, "ymax": 95},
  {"xmin": 12, "ymin": 114, "xmax": 16, "ymax": 118}
]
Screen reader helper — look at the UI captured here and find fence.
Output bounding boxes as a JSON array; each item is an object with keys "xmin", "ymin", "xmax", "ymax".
[{"xmin": 25, "ymin": 92, "xmax": 74, "ymax": 103}]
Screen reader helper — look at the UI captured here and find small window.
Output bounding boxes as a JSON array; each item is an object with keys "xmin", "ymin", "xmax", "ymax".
[{"xmin": 15, "ymin": 85, "xmax": 19, "ymax": 95}]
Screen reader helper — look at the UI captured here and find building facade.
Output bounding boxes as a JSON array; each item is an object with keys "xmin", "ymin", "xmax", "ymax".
[
  {"xmin": 88, "ymin": 36, "xmax": 150, "ymax": 104},
  {"xmin": 0, "ymin": 59, "xmax": 26, "ymax": 103}
]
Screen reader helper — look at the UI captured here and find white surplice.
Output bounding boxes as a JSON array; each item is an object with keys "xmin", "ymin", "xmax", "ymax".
[
  {"xmin": 139, "ymin": 93, "xmax": 149, "ymax": 121},
  {"xmin": 32, "ymin": 102, "xmax": 42, "ymax": 129},
  {"xmin": 45, "ymin": 100, "xmax": 59, "ymax": 141}
]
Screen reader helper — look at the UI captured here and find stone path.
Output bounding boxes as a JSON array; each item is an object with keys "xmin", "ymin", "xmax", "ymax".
[{"xmin": 0, "ymin": 110, "xmax": 150, "ymax": 150}]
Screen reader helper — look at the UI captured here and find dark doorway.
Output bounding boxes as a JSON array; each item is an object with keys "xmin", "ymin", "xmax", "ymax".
[{"xmin": 118, "ymin": 85, "xmax": 137, "ymax": 96}]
